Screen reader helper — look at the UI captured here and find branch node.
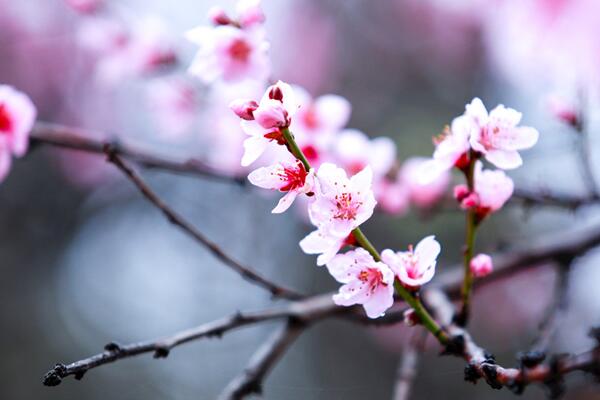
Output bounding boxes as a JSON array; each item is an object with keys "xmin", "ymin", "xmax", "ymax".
[
  {"xmin": 104, "ymin": 342, "xmax": 122, "ymax": 353},
  {"xmin": 442, "ymin": 334, "xmax": 465, "ymax": 356},
  {"xmin": 153, "ymin": 347, "xmax": 170, "ymax": 359},
  {"xmin": 481, "ymin": 363, "xmax": 503, "ymax": 389},
  {"xmin": 518, "ymin": 350, "xmax": 546, "ymax": 368},
  {"xmin": 42, "ymin": 363, "xmax": 66, "ymax": 387},
  {"xmin": 464, "ymin": 363, "xmax": 480, "ymax": 384}
]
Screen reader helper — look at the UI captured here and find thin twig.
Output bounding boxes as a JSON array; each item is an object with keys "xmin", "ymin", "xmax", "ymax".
[
  {"xmin": 393, "ymin": 329, "xmax": 427, "ymax": 400},
  {"xmin": 218, "ymin": 318, "xmax": 305, "ymax": 400},
  {"xmin": 512, "ymin": 188, "xmax": 600, "ymax": 210},
  {"xmin": 42, "ymin": 293, "xmax": 404, "ymax": 386},
  {"xmin": 103, "ymin": 146, "xmax": 303, "ymax": 300},
  {"xmin": 575, "ymin": 95, "xmax": 599, "ymax": 197},
  {"xmin": 30, "ymin": 121, "xmax": 245, "ymax": 184}
]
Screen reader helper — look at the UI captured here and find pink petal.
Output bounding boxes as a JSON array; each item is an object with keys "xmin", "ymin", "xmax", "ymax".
[{"xmin": 485, "ymin": 149, "xmax": 522, "ymax": 169}]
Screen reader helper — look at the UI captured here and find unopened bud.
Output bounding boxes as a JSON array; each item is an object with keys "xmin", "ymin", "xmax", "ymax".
[
  {"xmin": 229, "ymin": 99, "xmax": 258, "ymax": 120},
  {"xmin": 208, "ymin": 6, "xmax": 232, "ymax": 26}
]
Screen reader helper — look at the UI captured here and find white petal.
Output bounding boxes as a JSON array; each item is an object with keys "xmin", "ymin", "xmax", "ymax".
[
  {"xmin": 241, "ymin": 136, "xmax": 268, "ymax": 166},
  {"xmin": 485, "ymin": 149, "xmax": 522, "ymax": 170},
  {"xmin": 272, "ymin": 191, "xmax": 297, "ymax": 213}
]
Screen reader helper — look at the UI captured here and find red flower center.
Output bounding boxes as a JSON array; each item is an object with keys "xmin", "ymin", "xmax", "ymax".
[
  {"xmin": 279, "ymin": 162, "xmax": 308, "ymax": 192},
  {"xmin": 302, "ymin": 106, "xmax": 319, "ymax": 130},
  {"xmin": 358, "ymin": 267, "xmax": 386, "ymax": 292},
  {"xmin": 263, "ymin": 129, "xmax": 286, "ymax": 145},
  {"xmin": 301, "ymin": 145, "xmax": 319, "ymax": 163},
  {"xmin": 229, "ymin": 38, "xmax": 251, "ymax": 62},
  {"xmin": 0, "ymin": 104, "xmax": 13, "ymax": 134}
]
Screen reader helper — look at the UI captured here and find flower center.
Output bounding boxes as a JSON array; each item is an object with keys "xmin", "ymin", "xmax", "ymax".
[
  {"xmin": 0, "ymin": 104, "xmax": 13, "ymax": 134},
  {"xmin": 301, "ymin": 145, "xmax": 319, "ymax": 163},
  {"xmin": 401, "ymin": 246, "xmax": 420, "ymax": 279},
  {"xmin": 358, "ymin": 267, "xmax": 386, "ymax": 292},
  {"xmin": 229, "ymin": 38, "xmax": 251, "ymax": 62},
  {"xmin": 279, "ymin": 162, "xmax": 308, "ymax": 192},
  {"xmin": 334, "ymin": 192, "xmax": 359, "ymax": 220}
]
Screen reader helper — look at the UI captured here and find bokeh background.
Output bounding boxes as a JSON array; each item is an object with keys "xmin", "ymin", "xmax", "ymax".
[{"xmin": 1, "ymin": 0, "xmax": 600, "ymax": 399}]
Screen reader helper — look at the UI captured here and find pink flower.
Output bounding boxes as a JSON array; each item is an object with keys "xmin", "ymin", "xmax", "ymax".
[
  {"xmin": 547, "ymin": 95, "xmax": 580, "ymax": 128},
  {"xmin": 458, "ymin": 162, "xmax": 514, "ymax": 220},
  {"xmin": 146, "ymin": 78, "xmax": 197, "ymax": 139},
  {"xmin": 400, "ymin": 157, "xmax": 450, "ymax": 209},
  {"xmin": 289, "ymin": 86, "xmax": 351, "ymax": 168},
  {"xmin": 65, "ymin": 0, "xmax": 102, "ymax": 14},
  {"xmin": 466, "ymin": 98, "xmax": 539, "ymax": 169},
  {"xmin": 470, "ymin": 253, "xmax": 493, "ymax": 278},
  {"xmin": 431, "ymin": 116, "xmax": 472, "ymax": 171},
  {"xmin": 236, "ymin": 0, "xmax": 266, "ymax": 28},
  {"xmin": 230, "ymin": 99, "xmax": 258, "ymax": 120},
  {"xmin": 333, "ymin": 129, "xmax": 396, "ymax": 178},
  {"xmin": 326, "ymin": 248, "xmax": 395, "ymax": 318},
  {"xmin": 381, "ymin": 235, "xmax": 441, "ymax": 289},
  {"xmin": 292, "ymin": 86, "xmax": 351, "ymax": 139},
  {"xmin": 248, "ymin": 159, "xmax": 315, "ymax": 213},
  {"xmin": 374, "ymin": 178, "xmax": 410, "ymax": 216},
  {"xmin": 309, "ymin": 163, "xmax": 377, "ymax": 237},
  {"xmin": 300, "ymin": 230, "xmax": 356, "ymax": 266},
  {"xmin": 0, "ymin": 85, "xmax": 36, "ymax": 182},
  {"xmin": 185, "ymin": 24, "xmax": 269, "ymax": 84},
  {"xmin": 232, "ymin": 81, "xmax": 298, "ymax": 166}
]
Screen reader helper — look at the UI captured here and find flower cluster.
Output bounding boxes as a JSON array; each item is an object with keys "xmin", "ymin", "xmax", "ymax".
[
  {"xmin": 426, "ymin": 97, "xmax": 538, "ymax": 221},
  {"xmin": 230, "ymin": 81, "xmax": 442, "ymax": 318},
  {"xmin": 0, "ymin": 85, "xmax": 36, "ymax": 183},
  {"xmin": 186, "ymin": 0, "xmax": 269, "ymax": 84}
]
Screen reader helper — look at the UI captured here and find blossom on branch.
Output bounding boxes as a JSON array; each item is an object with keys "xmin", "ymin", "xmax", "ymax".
[
  {"xmin": 231, "ymin": 81, "xmax": 299, "ymax": 166},
  {"xmin": 466, "ymin": 98, "xmax": 539, "ymax": 169},
  {"xmin": 332, "ymin": 129, "xmax": 396, "ymax": 178},
  {"xmin": 0, "ymin": 85, "xmax": 36, "ymax": 182},
  {"xmin": 470, "ymin": 253, "xmax": 493, "ymax": 278},
  {"xmin": 248, "ymin": 159, "xmax": 315, "ymax": 213},
  {"xmin": 454, "ymin": 162, "xmax": 514, "ymax": 220},
  {"xmin": 309, "ymin": 163, "xmax": 377, "ymax": 237},
  {"xmin": 326, "ymin": 248, "xmax": 395, "ymax": 318},
  {"xmin": 381, "ymin": 235, "xmax": 441, "ymax": 289},
  {"xmin": 299, "ymin": 230, "xmax": 355, "ymax": 266}
]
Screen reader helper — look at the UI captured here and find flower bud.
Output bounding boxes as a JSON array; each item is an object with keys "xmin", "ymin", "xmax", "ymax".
[
  {"xmin": 208, "ymin": 6, "xmax": 232, "ymax": 26},
  {"xmin": 470, "ymin": 254, "xmax": 493, "ymax": 278},
  {"xmin": 229, "ymin": 99, "xmax": 258, "ymax": 120},
  {"xmin": 254, "ymin": 100, "xmax": 289, "ymax": 129},
  {"xmin": 453, "ymin": 184, "xmax": 470, "ymax": 202},
  {"xmin": 403, "ymin": 308, "xmax": 420, "ymax": 327},
  {"xmin": 460, "ymin": 192, "xmax": 480, "ymax": 209}
]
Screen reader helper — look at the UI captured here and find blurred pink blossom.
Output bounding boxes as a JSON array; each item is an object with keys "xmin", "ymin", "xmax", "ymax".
[
  {"xmin": 186, "ymin": 25, "xmax": 269, "ymax": 84},
  {"xmin": 146, "ymin": 78, "xmax": 197, "ymax": 139},
  {"xmin": 64, "ymin": 0, "xmax": 103, "ymax": 14},
  {"xmin": 381, "ymin": 235, "xmax": 440, "ymax": 289},
  {"xmin": 0, "ymin": 85, "xmax": 36, "ymax": 182},
  {"xmin": 459, "ymin": 161, "xmax": 514, "ymax": 220},
  {"xmin": 400, "ymin": 157, "xmax": 450, "ymax": 209},
  {"xmin": 470, "ymin": 253, "xmax": 493, "ymax": 278},
  {"xmin": 333, "ymin": 129, "xmax": 396, "ymax": 178},
  {"xmin": 327, "ymin": 248, "xmax": 395, "ymax": 318}
]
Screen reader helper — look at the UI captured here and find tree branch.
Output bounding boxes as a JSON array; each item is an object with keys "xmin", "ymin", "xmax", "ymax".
[
  {"xmin": 424, "ymin": 289, "xmax": 600, "ymax": 396},
  {"xmin": 512, "ymin": 188, "xmax": 600, "ymax": 210},
  {"xmin": 30, "ymin": 121, "xmax": 244, "ymax": 184},
  {"xmin": 42, "ymin": 293, "xmax": 404, "ymax": 387},
  {"xmin": 393, "ymin": 329, "xmax": 427, "ymax": 400},
  {"xmin": 218, "ymin": 318, "xmax": 305, "ymax": 400},
  {"xmin": 103, "ymin": 146, "xmax": 303, "ymax": 300}
]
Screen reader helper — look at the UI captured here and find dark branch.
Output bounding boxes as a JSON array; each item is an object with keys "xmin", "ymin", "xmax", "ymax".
[
  {"xmin": 512, "ymin": 188, "xmax": 599, "ymax": 210},
  {"xmin": 42, "ymin": 293, "xmax": 404, "ymax": 387},
  {"xmin": 424, "ymin": 290, "xmax": 600, "ymax": 395},
  {"xmin": 218, "ymin": 319, "xmax": 305, "ymax": 400},
  {"xmin": 103, "ymin": 146, "xmax": 303, "ymax": 300},
  {"xmin": 30, "ymin": 121, "xmax": 244, "ymax": 185}
]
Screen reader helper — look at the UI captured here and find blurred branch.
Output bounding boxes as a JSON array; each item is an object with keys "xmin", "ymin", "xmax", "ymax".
[
  {"xmin": 575, "ymin": 98, "xmax": 599, "ymax": 197},
  {"xmin": 393, "ymin": 329, "xmax": 427, "ymax": 400},
  {"xmin": 435, "ymin": 224, "xmax": 600, "ymax": 298},
  {"xmin": 30, "ymin": 121, "xmax": 245, "ymax": 185},
  {"xmin": 530, "ymin": 263, "xmax": 570, "ymax": 354},
  {"xmin": 218, "ymin": 318, "xmax": 305, "ymax": 400},
  {"xmin": 512, "ymin": 188, "xmax": 600, "ymax": 210},
  {"xmin": 103, "ymin": 146, "xmax": 303, "ymax": 300},
  {"xmin": 43, "ymin": 293, "xmax": 404, "ymax": 387},
  {"xmin": 424, "ymin": 290, "xmax": 600, "ymax": 396}
]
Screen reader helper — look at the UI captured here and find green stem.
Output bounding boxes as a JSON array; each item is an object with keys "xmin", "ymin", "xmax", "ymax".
[
  {"xmin": 459, "ymin": 155, "xmax": 478, "ymax": 325},
  {"xmin": 281, "ymin": 128, "xmax": 311, "ymax": 171},
  {"xmin": 282, "ymin": 127, "xmax": 449, "ymax": 344}
]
